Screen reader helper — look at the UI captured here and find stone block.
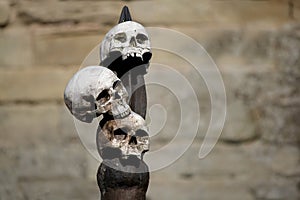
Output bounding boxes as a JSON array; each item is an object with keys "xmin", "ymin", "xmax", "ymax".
[
  {"xmin": 57, "ymin": 104, "xmax": 102, "ymax": 178},
  {"xmin": 86, "ymin": 154, "xmax": 100, "ymax": 181},
  {"xmin": 0, "ymin": 27, "xmax": 33, "ymax": 68},
  {"xmin": 146, "ymin": 140, "xmax": 299, "ymax": 199},
  {"xmin": 0, "ymin": 105, "xmax": 60, "ymax": 148},
  {"xmin": 33, "ymin": 28, "xmax": 103, "ymax": 66},
  {"xmin": 18, "ymin": 1, "xmax": 122, "ymax": 25},
  {"xmin": 145, "ymin": 141, "xmax": 270, "ymax": 181},
  {"xmin": 0, "ymin": 68, "xmax": 76, "ymax": 102},
  {"xmin": 131, "ymin": 0, "xmax": 291, "ymax": 26},
  {"xmin": 0, "ymin": 148, "xmax": 24, "ymax": 200},
  {"xmin": 0, "ymin": 148, "xmax": 19, "ymax": 183},
  {"xmin": 221, "ymin": 99, "xmax": 256, "ymax": 142},
  {"xmin": 146, "ymin": 66, "xmax": 262, "ymax": 143},
  {"xmin": 259, "ymin": 103, "xmax": 300, "ymax": 145},
  {"xmin": 19, "ymin": 178, "xmax": 98, "ymax": 200},
  {"xmin": 0, "ymin": 103, "xmax": 91, "ymax": 149},
  {"xmin": 145, "ymin": 64, "xmax": 210, "ymax": 142},
  {"xmin": 220, "ymin": 68, "xmax": 265, "ymax": 142},
  {"xmin": 148, "ymin": 178, "xmax": 254, "ymax": 200},
  {"xmin": 17, "ymin": 0, "xmax": 294, "ymax": 27},
  {"xmin": 0, "ymin": 184, "xmax": 24, "ymax": 200},
  {"xmin": 17, "ymin": 144, "xmax": 87, "ymax": 179},
  {"xmin": 147, "ymin": 140, "xmax": 263, "ymax": 200},
  {"xmin": 0, "ymin": 0, "xmax": 10, "ymax": 27},
  {"xmin": 0, "ymin": 104, "xmax": 97, "ymax": 197},
  {"xmin": 57, "ymin": 105, "xmax": 82, "ymax": 144},
  {"xmin": 242, "ymin": 141, "xmax": 300, "ymax": 177},
  {"xmin": 251, "ymin": 177, "xmax": 300, "ymax": 200},
  {"xmin": 58, "ymin": 104, "xmax": 101, "ymax": 159}
]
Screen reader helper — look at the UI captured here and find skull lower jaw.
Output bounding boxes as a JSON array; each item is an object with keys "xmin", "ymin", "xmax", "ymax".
[
  {"xmin": 109, "ymin": 140, "xmax": 147, "ymax": 159},
  {"xmin": 119, "ymin": 144, "xmax": 149, "ymax": 159},
  {"xmin": 102, "ymin": 156, "xmax": 149, "ymax": 170},
  {"xmin": 100, "ymin": 145, "xmax": 146, "ymax": 160}
]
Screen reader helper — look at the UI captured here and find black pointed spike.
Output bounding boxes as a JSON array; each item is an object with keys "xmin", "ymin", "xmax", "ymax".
[{"xmin": 118, "ymin": 6, "xmax": 132, "ymax": 23}]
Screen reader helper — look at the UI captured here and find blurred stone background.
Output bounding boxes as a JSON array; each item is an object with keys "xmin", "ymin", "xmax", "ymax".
[{"xmin": 0, "ymin": 0, "xmax": 299, "ymax": 199}]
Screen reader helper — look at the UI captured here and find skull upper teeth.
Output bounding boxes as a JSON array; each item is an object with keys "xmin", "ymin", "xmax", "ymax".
[
  {"xmin": 113, "ymin": 108, "xmax": 131, "ymax": 119},
  {"xmin": 121, "ymin": 51, "xmax": 145, "ymax": 60},
  {"xmin": 136, "ymin": 53, "xmax": 143, "ymax": 60},
  {"xmin": 121, "ymin": 52, "xmax": 141, "ymax": 60},
  {"xmin": 122, "ymin": 54, "xmax": 128, "ymax": 60}
]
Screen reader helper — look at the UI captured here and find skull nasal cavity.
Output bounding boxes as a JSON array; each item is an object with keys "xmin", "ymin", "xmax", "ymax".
[
  {"xmin": 129, "ymin": 37, "xmax": 137, "ymax": 47},
  {"xmin": 114, "ymin": 92, "xmax": 121, "ymax": 99},
  {"xmin": 129, "ymin": 136, "xmax": 137, "ymax": 145}
]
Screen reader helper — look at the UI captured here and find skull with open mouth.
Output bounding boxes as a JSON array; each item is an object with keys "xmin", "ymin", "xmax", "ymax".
[
  {"xmin": 97, "ymin": 112, "xmax": 150, "ymax": 160},
  {"xmin": 64, "ymin": 66, "xmax": 131, "ymax": 123},
  {"xmin": 100, "ymin": 21, "xmax": 152, "ymax": 76}
]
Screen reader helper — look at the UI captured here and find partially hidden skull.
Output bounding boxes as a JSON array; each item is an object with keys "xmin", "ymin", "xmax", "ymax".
[
  {"xmin": 64, "ymin": 66, "xmax": 131, "ymax": 123},
  {"xmin": 100, "ymin": 21, "xmax": 152, "ymax": 70},
  {"xmin": 97, "ymin": 111, "xmax": 149, "ymax": 159}
]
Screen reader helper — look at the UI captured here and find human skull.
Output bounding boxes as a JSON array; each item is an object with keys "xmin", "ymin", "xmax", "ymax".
[
  {"xmin": 100, "ymin": 21, "xmax": 152, "ymax": 68},
  {"xmin": 64, "ymin": 66, "xmax": 131, "ymax": 123},
  {"xmin": 97, "ymin": 112, "xmax": 149, "ymax": 159}
]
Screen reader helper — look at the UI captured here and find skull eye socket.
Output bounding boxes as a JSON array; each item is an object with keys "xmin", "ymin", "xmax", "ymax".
[
  {"xmin": 113, "ymin": 80, "xmax": 122, "ymax": 89},
  {"xmin": 114, "ymin": 32, "xmax": 127, "ymax": 43},
  {"xmin": 113, "ymin": 128, "xmax": 128, "ymax": 140},
  {"xmin": 136, "ymin": 33, "xmax": 148, "ymax": 44},
  {"xmin": 96, "ymin": 89, "xmax": 110, "ymax": 104}
]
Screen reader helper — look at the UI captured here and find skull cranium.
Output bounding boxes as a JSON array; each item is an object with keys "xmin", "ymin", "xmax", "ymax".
[
  {"xmin": 100, "ymin": 21, "xmax": 152, "ymax": 73},
  {"xmin": 64, "ymin": 66, "xmax": 131, "ymax": 123},
  {"xmin": 97, "ymin": 111, "xmax": 149, "ymax": 159}
]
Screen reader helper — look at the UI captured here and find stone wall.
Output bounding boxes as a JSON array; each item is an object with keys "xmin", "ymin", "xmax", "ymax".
[{"xmin": 0, "ymin": 0, "xmax": 299, "ymax": 199}]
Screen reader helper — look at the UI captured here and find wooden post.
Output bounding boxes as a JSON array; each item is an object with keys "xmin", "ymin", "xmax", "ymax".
[
  {"xmin": 288, "ymin": 0, "xmax": 294, "ymax": 19},
  {"xmin": 97, "ymin": 158, "xmax": 149, "ymax": 200},
  {"xmin": 97, "ymin": 6, "xmax": 151, "ymax": 200}
]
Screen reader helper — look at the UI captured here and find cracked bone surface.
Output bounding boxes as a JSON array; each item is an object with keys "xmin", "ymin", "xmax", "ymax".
[
  {"xmin": 64, "ymin": 66, "xmax": 131, "ymax": 123},
  {"xmin": 100, "ymin": 21, "xmax": 152, "ymax": 71},
  {"xmin": 97, "ymin": 111, "xmax": 149, "ymax": 160}
]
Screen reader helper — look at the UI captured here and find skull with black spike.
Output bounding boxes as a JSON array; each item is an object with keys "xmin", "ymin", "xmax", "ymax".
[{"xmin": 100, "ymin": 6, "xmax": 152, "ymax": 76}]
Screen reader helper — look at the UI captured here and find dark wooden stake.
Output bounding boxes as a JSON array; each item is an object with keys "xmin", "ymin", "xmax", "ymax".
[
  {"xmin": 97, "ymin": 6, "xmax": 151, "ymax": 200},
  {"xmin": 288, "ymin": 0, "xmax": 294, "ymax": 19},
  {"xmin": 122, "ymin": 68, "xmax": 148, "ymax": 119},
  {"xmin": 97, "ymin": 158, "xmax": 149, "ymax": 200}
]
